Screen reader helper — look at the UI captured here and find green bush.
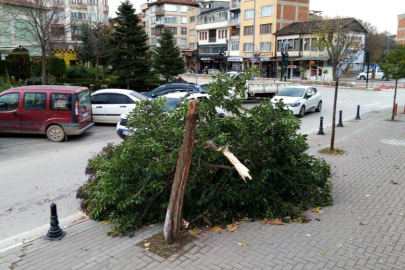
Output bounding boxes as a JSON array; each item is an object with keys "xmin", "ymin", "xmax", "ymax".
[
  {"xmin": 5, "ymin": 53, "xmax": 31, "ymax": 80},
  {"xmin": 66, "ymin": 65, "xmax": 89, "ymax": 79},
  {"xmin": 78, "ymin": 69, "xmax": 332, "ymax": 235}
]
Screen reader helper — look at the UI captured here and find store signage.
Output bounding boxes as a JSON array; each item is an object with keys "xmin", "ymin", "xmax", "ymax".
[
  {"xmin": 70, "ymin": 3, "xmax": 87, "ymax": 9},
  {"xmin": 260, "ymin": 58, "xmax": 271, "ymax": 61},
  {"xmin": 287, "ymin": 65, "xmax": 297, "ymax": 68},
  {"xmin": 228, "ymin": 57, "xmax": 243, "ymax": 62}
]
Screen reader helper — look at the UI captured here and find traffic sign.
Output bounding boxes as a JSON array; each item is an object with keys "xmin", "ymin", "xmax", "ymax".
[{"xmin": 372, "ymin": 63, "xmax": 377, "ymax": 70}]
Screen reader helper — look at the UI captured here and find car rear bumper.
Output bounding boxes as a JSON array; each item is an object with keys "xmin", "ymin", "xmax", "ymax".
[{"xmin": 60, "ymin": 122, "xmax": 94, "ymax": 135}]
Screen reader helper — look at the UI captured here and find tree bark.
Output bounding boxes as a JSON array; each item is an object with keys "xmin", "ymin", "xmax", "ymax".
[
  {"xmin": 330, "ymin": 79, "xmax": 339, "ymax": 151},
  {"xmin": 164, "ymin": 100, "xmax": 200, "ymax": 243},
  {"xmin": 392, "ymin": 79, "xmax": 398, "ymax": 121},
  {"xmin": 96, "ymin": 57, "xmax": 99, "ymax": 81},
  {"xmin": 41, "ymin": 49, "xmax": 47, "ymax": 85}
]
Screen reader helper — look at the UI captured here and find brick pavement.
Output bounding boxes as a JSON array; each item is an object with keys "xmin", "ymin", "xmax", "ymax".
[{"xmin": 1, "ymin": 108, "xmax": 405, "ymax": 270}]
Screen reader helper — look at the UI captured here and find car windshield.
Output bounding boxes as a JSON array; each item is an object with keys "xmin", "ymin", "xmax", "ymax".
[
  {"xmin": 147, "ymin": 86, "xmax": 165, "ymax": 95},
  {"xmin": 129, "ymin": 91, "xmax": 148, "ymax": 101},
  {"xmin": 277, "ymin": 88, "xmax": 305, "ymax": 97},
  {"xmin": 164, "ymin": 98, "xmax": 181, "ymax": 111}
]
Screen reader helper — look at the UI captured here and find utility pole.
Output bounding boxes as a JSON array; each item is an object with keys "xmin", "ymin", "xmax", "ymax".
[
  {"xmin": 251, "ymin": 0, "xmax": 256, "ymax": 70},
  {"xmin": 365, "ymin": 51, "xmax": 370, "ymax": 88}
]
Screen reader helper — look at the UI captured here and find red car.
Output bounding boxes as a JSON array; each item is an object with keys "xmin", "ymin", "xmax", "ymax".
[{"xmin": 0, "ymin": 85, "xmax": 93, "ymax": 142}]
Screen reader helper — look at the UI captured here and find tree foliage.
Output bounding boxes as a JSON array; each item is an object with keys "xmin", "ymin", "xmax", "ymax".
[
  {"xmin": 6, "ymin": 52, "xmax": 31, "ymax": 80},
  {"xmin": 108, "ymin": 0, "xmax": 150, "ymax": 90},
  {"xmin": 77, "ymin": 69, "xmax": 333, "ymax": 235},
  {"xmin": 153, "ymin": 28, "xmax": 185, "ymax": 82}
]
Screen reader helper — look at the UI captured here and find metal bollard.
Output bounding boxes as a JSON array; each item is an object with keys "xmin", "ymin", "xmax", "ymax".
[
  {"xmin": 355, "ymin": 105, "xmax": 361, "ymax": 121},
  {"xmin": 44, "ymin": 203, "xmax": 66, "ymax": 241},
  {"xmin": 337, "ymin": 110, "xmax": 344, "ymax": 127},
  {"xmin": 317, "ymin": 117, "xmax": 325, "ymax": 135}
]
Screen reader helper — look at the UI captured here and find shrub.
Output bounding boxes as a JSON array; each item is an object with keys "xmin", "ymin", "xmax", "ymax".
[
  {"xmin": 66, "ymin": 65, "xmax": 89, "ymax": 79},
  {"xmin": 5, "ymin": 52, "xmax": 31, "ymax": 80},
  {"xmin": 78, "ymin": 69, "xmax": 332, "ymax": 235}
]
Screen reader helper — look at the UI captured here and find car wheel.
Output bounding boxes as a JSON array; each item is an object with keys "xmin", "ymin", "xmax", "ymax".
[
  {"xmin": 47, "ymin": 125, "xmax": 65, "ymax": 142},
  {"xmin": 382, "ymin": 76, "xmax": 388, "ymax": 81},
  {"xmin": 360, "ymin": 76, "xmax": 366, "ymax": 80},
  {"xmin": 298, "ymin": 105, "xmax": 306, "ymax": 118},
  {"xmin": 315, "ymin": 101, "xmax": 322, "ymax": 112}
]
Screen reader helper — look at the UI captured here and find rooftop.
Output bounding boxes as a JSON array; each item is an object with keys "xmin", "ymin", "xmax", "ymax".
[{"xmin": 147, "ymin": 0, "xmax": 199, "ymax": 7}]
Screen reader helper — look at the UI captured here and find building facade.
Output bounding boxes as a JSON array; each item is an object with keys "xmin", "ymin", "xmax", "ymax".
[
  {"xmin": 275, "ymin": 18, "xmax": 367, "ymax": 81},
  {"xmin": 397, "ymin": 13, "xmax": 405, "ymax": 45},
  {"xmin": 141, "ymin": 0, "xmax": 199, "ymax": 49}
]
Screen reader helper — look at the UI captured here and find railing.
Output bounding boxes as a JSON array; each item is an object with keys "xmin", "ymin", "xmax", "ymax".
[
  {"xmin": 156, "ymin": 21, "xmax": 165, "ymax": 26},
  {"xmin": 231, "ymin": 1, "xmax": 241, "ymax": 8},
  {"xmin": 209, "ymin": 37, "xmax": 217, "ymax": 43},
  {"xmin": 230, "ymin": 18, "xmax": 240, "ymax": 24},
  {"xmin": 155, "ymin": 9, "xmax": 165, "ymax": 15},
  {"xmin": 230, "ymin": 35, "xmax": 240, "ymax": 40}
]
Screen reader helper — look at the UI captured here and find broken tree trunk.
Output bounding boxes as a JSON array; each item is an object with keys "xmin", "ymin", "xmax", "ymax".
[
  {"xmin": 164, "ymin": 100, "xmax": 200, "ymax": 243},
  {"xmin": 206, "ymin": 141, "xmax": 252, "ymax": 182}
]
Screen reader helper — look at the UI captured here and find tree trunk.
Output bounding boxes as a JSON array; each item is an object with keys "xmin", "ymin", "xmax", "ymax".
[
  {"xmin": 330, "ymin": 79, "xmax": 339, "ymax": 151},
  {"xmin": 163, "ymin": 100, "xmax": 200, "ymax": 243},
  {"xmin": 41, "ymin": 49, "xmax": 47, "ymax": 85},
  {"xmin": 332, "ymin": 66, "xmax": 337, "ymax": 81},
  {"xmin": 96, "ymin": 57, "xmax": 99, "ymax": 81},
  {"xmin": 392, "ymin": 79, "xmax": 398, "ymax": 121}
]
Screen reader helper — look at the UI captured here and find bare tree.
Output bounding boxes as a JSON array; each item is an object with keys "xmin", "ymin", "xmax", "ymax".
[
  {"xmin": 1, "ymin": 0, "xmax": 68, "ymax": 84},
  {"xmin": 316, "ymin": 18, "xmax": 367, "ymax": 151}
]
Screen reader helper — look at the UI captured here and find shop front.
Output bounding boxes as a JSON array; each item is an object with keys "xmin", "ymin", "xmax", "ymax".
[
  {"xmin": 198, "ymin": 44, "xmax": 228, "ymax": 73},
  {"xmin": 227, "ymin": 57, "xmax": 243, "ymax": 72}
]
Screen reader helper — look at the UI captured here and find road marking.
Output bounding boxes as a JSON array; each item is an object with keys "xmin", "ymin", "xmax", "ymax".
[{"xmin": 0, "ymin": 212, "xmax": 86, "ymax": 254}]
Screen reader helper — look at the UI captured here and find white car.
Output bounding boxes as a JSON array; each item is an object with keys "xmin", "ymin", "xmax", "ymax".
[
  {"xmin": 271, "ymin": 86, "xmax": 322, "ymax": 118},
  {"xmin": 90, "ymin": 89, "xmax": 148, "ymax": 123},
  {"xmin": 356, "ymin": 67, "xmax": 388, "ymax": 81}
]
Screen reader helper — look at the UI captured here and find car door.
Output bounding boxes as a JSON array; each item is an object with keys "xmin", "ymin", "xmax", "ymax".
[
  {"xmin": 90, "ymin": 93, "xmax": 108, "ymax": 123},
  {"xmin": 20, "ymin": 92, "xmax": 48, "ymax": 133},
  {"xmin": 305, "ymin": 88, "xmax": 316, "ymax": 110},
  {"xmin": 0, "ymin": 92, "xmax": 21, "ymax": 132},
  {"xmin": 104, "ymin": 94, "xmax": 135, "ymax": 123},
  {"xmin": 376, "ymin": 68, "xmax": 384, "ymax": 80},
  {"xmin": 311, "ymin": 88, "xmax": 321, "ymax": 107}
]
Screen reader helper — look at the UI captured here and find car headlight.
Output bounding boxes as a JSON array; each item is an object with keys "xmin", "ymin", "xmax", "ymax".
[{"xmin": 290, "ymin": 102, "xmax": 301, "ymax": 107}]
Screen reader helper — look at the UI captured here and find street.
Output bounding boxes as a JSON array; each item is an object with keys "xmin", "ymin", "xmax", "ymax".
[{"xmin": 0, "ymin": 86, "xmax": 404, "ymax": 250}]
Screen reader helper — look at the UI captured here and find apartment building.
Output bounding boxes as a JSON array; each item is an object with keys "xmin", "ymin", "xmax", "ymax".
[
  {"xmin": 397, "ymin": 13, "xmax": 405, "ymax": 45},
  {"xmin": 141, "ymin": 0, "xmax": 199, "ymax": 49}
]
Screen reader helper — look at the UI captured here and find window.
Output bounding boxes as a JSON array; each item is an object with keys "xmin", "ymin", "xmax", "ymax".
[
  {"xmin": 71, "ymin": 12, "xmax": 87, "ymax": 20},
  {"xmin": 72, "ymin": 26, "xmax": 81, "ymax": 35},
  {"xmin": 150, "ymin": 5, "xmax": 156, "ymax": 13},
  {"xmin": 277, "ymin": 40, "xmax": 283, "ymax": 51},
  {"xmin": 78, "ymin": 91, "xmax": 90, "ymax": 107},
  {"xmin": 166, "ymin": 27, "xmax": 177, "ymax": 34},
  {"xmin": 190, "ymin": 16, "xmax": 195, "ymax": 23},
  {"xmin": 181, "ymin": 28, "xmax": 187, "ymax": 35},
  {"xmin": 311, "ymin": 38, "xmax": 318, "ymax": 51},
  {"xmin": 173, "ymin": 38, "xmax": 177, "ymax": 44},
  {"xmin": 151, "ymin": 17, "xmax": 156, "ymax": 24},
  {"xmin": 260, "ymin": 24, "xmax": 271, "ymax": 34},
  {"xmin": 244, "ymin": 26, "xmax": 253, "ymax": 36},
  {"xmin": 189, "ymin": 43, "xmax": 195, "ymax": 48},
  {"xmin": 288, "ymin": 39, "xmax": 293, "ymax": 51},
  {"xmin": 181, "ymin": 17, "xmax": 187, "ymax": 24},
  {"xmin": 197, "ymin": 11, "xmax": 228, "ymax": 24},
  {"xmin": 108, "ymin": 94, "xmax": 134, "ymax": 104},
  {"xmin": 91, "ymin": 94, "xmax": 107, "ymax": 104},
  {"xmin": 230, "ymin": 41, "xmax": 239, "ymax": 51},
  {"xmin": 199, "ymin": 32, "xmax": 207, "ymax": 40},
  {"xmin": 304, "ymin": 38, "xmax": 310, "ymax": 51},
  {"xmin": 165, "ymin": 4, "xmax": 177, "ymax": 11},
  {"xmin": 244, "ymin": 9, "xmax": 254, "ymax": 19},
  {"xmin": 0, "ymin": 93, "xmax": 19, "ymax": 111},
  {"xmin": 54, "ymin": 11, "xmax": 64, "ymax": 20},
  {"xmin": 50, "ymin": 94, "xmax": 72, "ymax": 111},
  {"xmin": 89, "ymin": 13, "xmax": 98, "ymax": 22},
  {"xmin": 164, "ymin": 16, "xmax": 177, "ymax": 24},
  {"xmin": 181, "ymin": 5, "xmax": 188, "ymax": 12},
  {"xmin": 151, "ymin": 28, "xmax": 156, "ymax": 35},
  {"xmin": 260, "ymin": 42, "xmax": 271, "ymax": 52},
  {"xmin": 151, "ymin": 38, "xmax": 157, "ymax": 45},
  {"xmin": 319, "ymin": 39, "xmax": 325, "ymax": 51},
  {"xmin": 89, "ymin": 0, "xmax": 97, "ymax": 4},
  {"xmin": 189, "ymin": 29, "xmax": 195, "ymax": 36},
  {"xmin": 243, "ymin": 43, "xmax": 253, "ymax": 52},
  {"xmin": 181, "ymin": 39, "xmax": 187, "ymax": 46},
  {"xmin": 261, "ymin": 5, "xmax": 273, "ymax": 17},
  {"xmin": 294, "ymin": 39, "xmax": 300, "ymax": 50}
]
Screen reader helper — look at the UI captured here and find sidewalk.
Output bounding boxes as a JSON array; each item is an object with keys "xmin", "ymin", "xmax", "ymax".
[{"xmin": 1, "ymin": 109, "xmax": 405, "ymax": 270}]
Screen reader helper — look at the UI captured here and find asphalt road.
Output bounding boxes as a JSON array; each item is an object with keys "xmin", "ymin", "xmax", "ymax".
[{"xmin": 0, "ymin": 86, "xmax": 404, "ymax": 249}]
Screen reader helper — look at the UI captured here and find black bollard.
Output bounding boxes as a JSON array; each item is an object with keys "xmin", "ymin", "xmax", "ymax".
[
  {"xmin": 337, "ymin": 110, "xmax": 344, "ymax": 127},
  {"xmin": 355, "ymin": 105, "xmax": 361, "ymax": 120},
  {"xmin": 317, "ymin": 116, "xmax": 325, "ymax": 135},
  {"xmin": 44, "ymin": 203, "xmax": 66, "ymax": 241}
]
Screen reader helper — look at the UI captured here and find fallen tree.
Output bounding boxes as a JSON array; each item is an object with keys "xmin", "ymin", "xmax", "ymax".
[{"xmin": 77, "ymin": 69, "xmax": 332, "ymax": 236}]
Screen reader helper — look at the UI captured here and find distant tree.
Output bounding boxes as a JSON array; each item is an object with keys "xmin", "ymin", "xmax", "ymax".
[
  {"xmin": 153, "ymin": 28, "xmax": 185, "ymax": 82},
  {"xmin": 316, "ymin": 17, "xmax": 367, "ymax": 152},
  {"xmin": 79, "ymin": 22, "xmax": 110, "ymax": 80},
  {"xmin": 2, "ymin": 0, "xmax": 68, "ymax": 84},
  {"xmin": 379, "ymin": 45, "xmax": 405, "ymax": 121},
  {"xmin": 6, "ymin": 51, "xmax": 31, "ymax": 80},
  {"xmin": 47, "ymin": 56, "xmax": 66, "ymax": 78},
  {"xmin": 108, "ymin": 0, "xmax": 150, "ymax": 90}
]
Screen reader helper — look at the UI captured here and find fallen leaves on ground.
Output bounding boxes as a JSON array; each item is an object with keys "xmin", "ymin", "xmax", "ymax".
[
  {"xmin": 238, "ymin": 242, "xmax": 250, "ymax": 246},
  {"xmin": 189, "ymin": 227, "xmax": 199, "ymax": 235},
  {"xmin": 212, "ymin": 226, "xmax": 222, "ymax": 232},
  {"xmin": 144, "ymin": 243, "xmax": 150, "ymax": 247},
  {"xmin": 337, "ymin": 244, "xmax": 344, "ymax": 248},
  {"xmin": 203, "ymin": 217, "xmax": 212, "ymax": 227},
  {"xmin": 102, "ymin": 220, "xmax": 111, "ymax": 225},
  {"xmin": 319, "ymin": 251, "xmax": 326, "ymax": 255},
  {"xmin": 348, "ymin": 238, "xmax": 354, "ymax": 241},
  {"xmin": 399, "ymin": 213, "xmax": 404, "ymax": 217},
  {"xmin": 264, "ymin": 218, "xmax": 284, "ymax": 225},
  {"xmin": 322, "ymin": 227, "xmax": 329, "ymax": 232},
  {"xmin": 315, "ymin": 218, "xmax": 321, "ymax": 221},
  {"xmin": 359, "ymin": 221, "xmax": 366, "ymax": 225},
  {"xmin": 226, "ymin": 223, "xmax": 238, "ymax": 232},
  {"xmin": 391, "ymin": 180, "xmax": 399, "ymax": 185},
  {"xmin": 310, "ymin": 207, "xmax": 323, "ymax": 215}
]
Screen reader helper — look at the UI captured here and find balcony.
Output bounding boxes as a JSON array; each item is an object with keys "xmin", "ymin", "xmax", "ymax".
[
  {"xmin": 230, "ymin": 35, "xmax": 240, "ymax": 40},
  {"xmin": 209, "ymin": 37, "xmax": 217, "ymax": 43},
  {"xmin": 156, "ymin": 21, "xmax": 165, "ymax": 26},
  {"xmin": 155, "ymin": 9, "xmax": 165, "ymax": 16},
  {"xmin": 230, "ymin": 18, "xmax": 240, "ymax": 25},
  {"xmin": 231, "ymin": 1, "xmax": 241, "ymax": 9}
]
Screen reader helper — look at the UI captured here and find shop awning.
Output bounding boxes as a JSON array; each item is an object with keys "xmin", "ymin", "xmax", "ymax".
[{"xmin": 294, "ymin": 56, "xmax": 330, "ymax": 61}]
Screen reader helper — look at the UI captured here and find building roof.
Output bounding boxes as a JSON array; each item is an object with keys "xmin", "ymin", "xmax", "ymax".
[
  {"xmin": 275, "ymin": 18, "xmax": 367, "ymax": 36},
  {"xmin": 147, "ymin": 0, "xmax": 199, "ymax": 7},
  {"xmin": 199, "ymin": 6, "xmax": 229, "ymax": 15}
]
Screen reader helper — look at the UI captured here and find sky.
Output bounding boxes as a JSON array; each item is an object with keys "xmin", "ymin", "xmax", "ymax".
[{"xmin": 108, "ymin": 0, "xmax": 404, "ymax": 34}]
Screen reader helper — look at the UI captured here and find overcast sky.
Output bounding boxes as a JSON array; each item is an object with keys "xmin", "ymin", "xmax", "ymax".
[{"xmin": 109, "ymin": 0, "xmax": 404, "ymax": 34}]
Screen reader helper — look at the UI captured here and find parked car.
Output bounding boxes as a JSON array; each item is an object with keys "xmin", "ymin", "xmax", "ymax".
[
  {"xmin": 208, "ymin": 69, "xmax": 220, "ymax": 75},
  {"xmin": 90, "ymin": 89, "xmax": 147, "ymax": 124},
  {"xmin": 145, "ymin": 83, "xmax": 203, "ymax": 98},
  {"xmin": 0, "ymin": 85, "xmax": 93, "ymax": 142},
  {"xmin": 116, "ymin": 97, "xmax": 182, "ymax": 139},
  {"xmin": 356, "ymin": 67, "xmax": 388, "ymax": 81},
  {"xmin": 271, "ymin": 86, "xmax": 322, "ymax": 118}
]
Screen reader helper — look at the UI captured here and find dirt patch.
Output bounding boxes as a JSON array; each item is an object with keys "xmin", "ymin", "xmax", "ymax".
[
  {"xmin": 136, "ymin": 231, "xmax": 197, "ymax": 259},
  {"xmin": 318, "ymin": 147, "xmax": 346, "ymax": 155}
]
